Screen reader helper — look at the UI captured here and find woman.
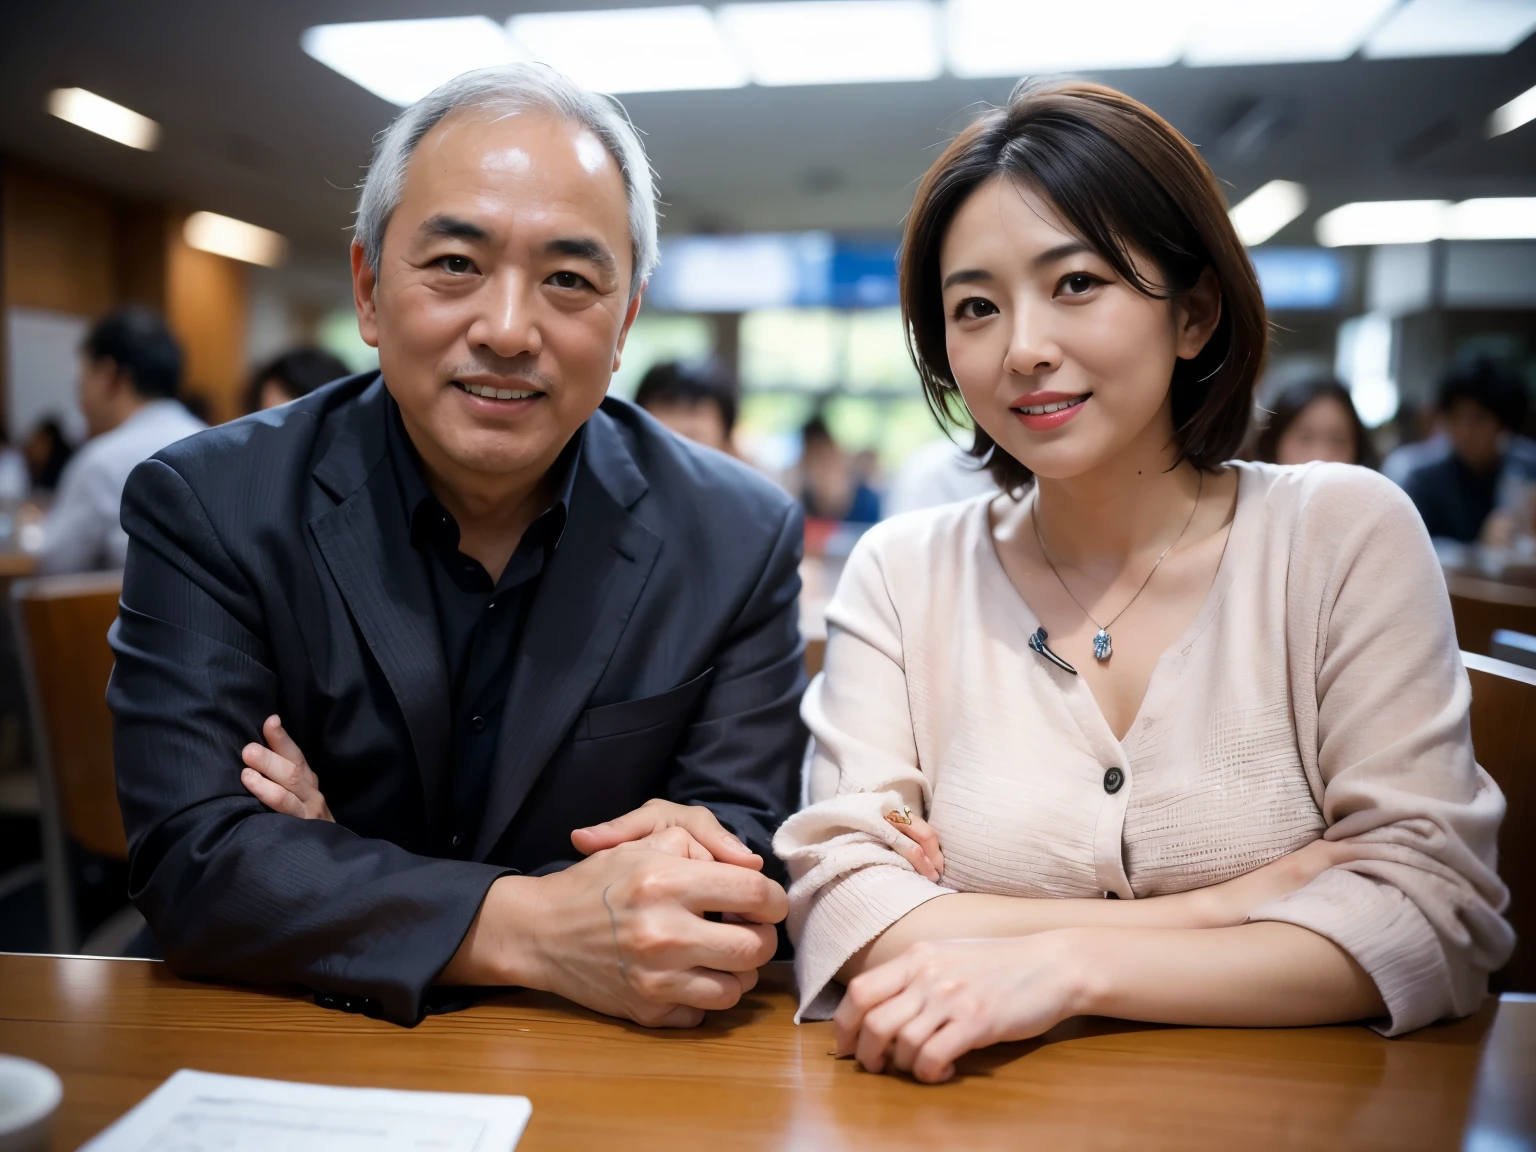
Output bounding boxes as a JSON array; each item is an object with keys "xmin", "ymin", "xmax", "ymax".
[
  {"xmin": 1251, "ymin": 377, "xmax": 1377, "ymax": 468},
  {"xmin": 772, "ymin": 80, "xmax": 1510, "ymax": 1083}
]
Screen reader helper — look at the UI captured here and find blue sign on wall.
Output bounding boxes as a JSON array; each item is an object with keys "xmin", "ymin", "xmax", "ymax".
[{"xmin": 1250, "ymin": 248, "xmax": 1349, "ymax": 310}]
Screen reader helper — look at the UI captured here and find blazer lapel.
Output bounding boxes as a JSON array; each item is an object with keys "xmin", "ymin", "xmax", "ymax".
[
  {"xmin": 308, "ymin": 380, "xmax": 454, "ymax": 840},
  {"xmin": 474, "ymin": 408, "xmax": 661, "ymax": 860}
]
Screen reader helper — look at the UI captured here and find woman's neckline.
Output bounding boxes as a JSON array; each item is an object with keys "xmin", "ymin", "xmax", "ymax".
[{"xmin": 975, "ymin": 462, "xmax": 1256, "ymax": 745}]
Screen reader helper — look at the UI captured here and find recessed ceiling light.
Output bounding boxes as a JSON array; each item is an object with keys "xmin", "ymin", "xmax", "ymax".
[
  {"xmin": 717, "ymin": 1, "xmax": 942, "ymax": 86},
  {"xmin": 1442, "ymin": 198, "xmax": 1536, "ymax": 239},
  {"xmin": 1229, "ymin": 180, "xmax": 1308, "ymax": 246},
  {"xmin": 947, "ymin": 0, "xmax": 1192, "ymax": 78},
  {"xmin": 1364, "ymin": 0, "xmax": 1536, "ymax": 58},
  {"xmin": 301, "ymin": 18, "xmax": 520, "ymax": 107},
  {"xmin": 47, "ymin": 87, "xmax": 159, "ymax": 150},
  {"xmin": 1489, "ymin": 81, "xmax": 1536, "ymax": 136},
  {"xmin": 508, "ymin": 6, "xmax": 746, "ymax": 94},
  {"xmin": 1184, "ymin": 0, "xmax": 1398, "ymax": 65},
  {"xmin": 183, "ymin": 212, "xmax": 288, "ymax": 267},
  {"xmin": 1315, "ymin": 201, "xmax": 1450, "ymax": 246}
]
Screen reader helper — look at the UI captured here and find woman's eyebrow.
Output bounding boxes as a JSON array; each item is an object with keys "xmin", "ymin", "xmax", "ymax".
[
  {"xmin": 942, "ymin": 268, "xmax": 993, "ymax": 290},
  {"xmin": 1033, "ymin": 240, "xmax": 1091, "ymax": 267}
]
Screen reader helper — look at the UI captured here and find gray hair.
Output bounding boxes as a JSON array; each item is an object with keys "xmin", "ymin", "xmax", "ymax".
[{"xmin": 355, "ymin": 63, "xmax": 659, "ymax": 294}]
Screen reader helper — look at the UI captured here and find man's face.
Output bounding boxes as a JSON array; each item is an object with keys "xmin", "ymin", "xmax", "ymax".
[
  {"xmin": 644, "ymin": 400, "xmax": 731, "ymax": 453},
  {"xmin": 1443, "ymin": 397, "xmax": 1504, "ymax": 474},
  {"xmin": 353, "ymin": 108, "xmax": 640, "ymax": 481},
  {"xmin": 77, "ymin": 354, "xmax": 120, "ymax": 439}
]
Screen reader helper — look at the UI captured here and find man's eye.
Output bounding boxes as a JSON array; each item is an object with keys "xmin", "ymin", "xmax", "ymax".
[
  {"xmin": 954, "ymin": 297, "xmax": 998, "ymax": 320},
  {"xmin": 438, "ymin": 255, "xmax": 475, "ymax": 275},
  {"xmin": 1059, "ymin": 273, "xmax": 1101, "ymax": 296},
  {"xmin": 548, "ymin": 270, "xmax": 593, "ymax": 290}
]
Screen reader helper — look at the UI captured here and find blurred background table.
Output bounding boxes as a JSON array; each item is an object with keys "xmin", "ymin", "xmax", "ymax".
[{"xmin": 0, "ymin": 954, "xmax": 1531, "ymax": 1152}]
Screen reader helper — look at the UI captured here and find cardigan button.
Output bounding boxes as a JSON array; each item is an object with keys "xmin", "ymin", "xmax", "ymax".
[{"xmin": 1103, "ymin": 767, "xmax": 1124, "ymax": 794}]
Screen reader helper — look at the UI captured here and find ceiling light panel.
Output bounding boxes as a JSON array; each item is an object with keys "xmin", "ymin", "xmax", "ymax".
[
  {"xmin": 1316, "ymin": 201, "xmax": 1450, "ymax": 246},
  {"xmin": 47, "ymin": 88, "xmax": 159, "ymax": 150},
  {"xmin": 1489, "ymin": 82, "xmax": 1536, "ymax": 135},
  {"xmin": 509, "ymin": 6, "xmax": 747, "ymax": 94},
  {"xmin": 1442, "ymin": 198, "xmax": 1536, "ymax": 239},
  {"xmin": 1229, "ymin": 180, "xmax": 1309, "ymax": 246},
  {"xmin": 1184, "ymin": 0, "xmax": 1398, "ymax": 65},
  {"xmin": 302, "ymin": 18, "xmax": 520, "ymax": 107},
  {"xmin": 183, "ymin": 212, "xmax": 288, "ymax": 267},
  {"xmin": 717, "ymin": 1, "xmax": 942, "ymax": 86},
  {"xmin": 948, "ymin": 0, "xmax": 1191, "ymax": 78},
  {"xmin": 1364, "ymin": 0, "xmax": 1536, "ymax": 58}
]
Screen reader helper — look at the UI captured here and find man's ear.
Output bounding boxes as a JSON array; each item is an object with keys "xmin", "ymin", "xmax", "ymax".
[
  {"xmin": 612, "ymin": 284, "xmax": 645, "ymax": 373},
  {"xmin": 1174, "ymin": 266, "xmax": 1222, "ymax": 362},
  {"xmin": 350, "ymin": 241, "xmax": 381, "ymax": 350}
]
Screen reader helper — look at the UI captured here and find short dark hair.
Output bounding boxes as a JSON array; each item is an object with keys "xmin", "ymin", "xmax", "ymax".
[
  {"xmin": 246, "ymin": 347, "xmax": 352, "ymax": 413},
  {"xmin": 900, "ymin": 80, "xmax": 1268, "ymax": 493},
  {"xmin": 633, "ymin": 360, "xmax": 739, "ymax": 434},
  {"xmin": 82, "ymin": 307, "xmax": 182, "ymax": 401},
  {"xmin": 1251, "ymin": 378, "xmax": 1377, "ymax": 469},
  {"xmin": 1437, "ymin": 359, "xmax": 1528, "ymax": 431}
]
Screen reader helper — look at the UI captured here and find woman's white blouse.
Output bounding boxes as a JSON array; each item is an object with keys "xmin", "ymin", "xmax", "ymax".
[{"xmin": 775, "ymin": 462, "xmax": 1513, "ymax": 1029}]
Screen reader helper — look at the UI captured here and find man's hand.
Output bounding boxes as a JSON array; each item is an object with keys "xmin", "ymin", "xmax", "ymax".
[
  {"xmin": 240, "ymin": 716, "xmax": 334, "ymax": 822},
  {"xmin": 571, "ymin": 798, "xmax": 764, "ymax": 871},
  {"xmin": 441, "ymin": 834, "xmax": 788, "ymax": 1027}
]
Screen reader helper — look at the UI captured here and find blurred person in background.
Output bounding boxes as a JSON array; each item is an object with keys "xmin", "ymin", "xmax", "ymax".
[
  {"xmin": 1251, "ymin": 378, "xmax": 1376, "ymax": 469},
  {"xmin": 632, "ymin": 359, "xmax": 738, "ymax": 454},
  {"xmin": 1403, "ymin": 361, "xmax": 1536, "ymax": 544},
  {"xmin": 800, "ymin": 413, "xmax": 880, "ymax": 523},
  {"xmin": 23, "ymin": 417, "xmax": 73, "ymax": 492},
  {"xmin": 246, "ymin": 347, "xmax": 353, "ymax": 414},
  {"xmin": 37, "ymin": 307, "xmax": 203, "ymax": 574},
  {"xmin": 885, "ymin": 436, "xmax": 998, "ymax": 517}
]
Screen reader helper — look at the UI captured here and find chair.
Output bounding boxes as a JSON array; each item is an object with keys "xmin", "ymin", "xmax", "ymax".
[
  {"xmin": 12, "ymin": 571, "xmax": 127, "ymax": 953},
  {"xmin": 1464, "ymin": 651, "xmax": 1536, "ymax": 993},
  {"xmin": 1447, "ymin": 572, "xmax": 1536, "ymax": 656}
]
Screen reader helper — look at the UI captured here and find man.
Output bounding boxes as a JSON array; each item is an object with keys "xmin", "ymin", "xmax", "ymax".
[
  {"xmin": 633, "ymin": 360, "xmax": 738, "ymax": 454},
  {"xmin": 109, "ymin": 64, "xmax": 805, "ymax": 1028},
  {"xmin": 1403, "ymin": 360, "xmax": 1535, "ymax": 543},
  {"xmin": 37, "ymin": 308, "xmax": 204, "ymax": 574},
  {"xmin": 245, "ymin": 347, "xmax": 352, "ymax": 413}
]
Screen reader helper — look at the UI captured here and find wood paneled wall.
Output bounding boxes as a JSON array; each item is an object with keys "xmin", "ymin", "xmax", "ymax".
[{"xmin": 0, "ymin": 158, "xmax": 248, "ymax": 434}]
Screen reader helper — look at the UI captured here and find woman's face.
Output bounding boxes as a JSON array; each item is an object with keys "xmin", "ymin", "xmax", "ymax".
[
  {"xmin": 1275, "ymin": 394, "xmax": 1358, "ymax": 466},
  {"xmin": 938, "ymin": 177, "xmax": 1219, "ymax": 481}
]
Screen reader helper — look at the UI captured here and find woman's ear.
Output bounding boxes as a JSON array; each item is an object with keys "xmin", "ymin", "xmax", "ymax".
[{"xmin": 1174, "ymin": 266, "xmax": 1222, "ymax": 361}]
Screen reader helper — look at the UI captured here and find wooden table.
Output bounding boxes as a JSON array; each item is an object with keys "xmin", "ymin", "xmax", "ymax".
[{"xmin": 1, "ymin": 956, "xmax": 1532, "ymax": 1150}]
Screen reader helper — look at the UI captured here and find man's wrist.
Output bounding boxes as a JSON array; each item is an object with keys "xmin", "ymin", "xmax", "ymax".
[{"xmin": 440, "ymin": 875, "xmax": 547, "ymax": 990}]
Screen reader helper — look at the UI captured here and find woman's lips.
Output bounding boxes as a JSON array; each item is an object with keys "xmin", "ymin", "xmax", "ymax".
[{"xmin": 1012, "ymin": 393, "xmax": 1090, "ymax": 431}]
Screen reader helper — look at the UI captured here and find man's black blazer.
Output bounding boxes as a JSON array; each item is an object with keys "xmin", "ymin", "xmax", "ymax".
[{"xmin": 108, "ymin": 373, "xmax": 807, "ymax": 1024}]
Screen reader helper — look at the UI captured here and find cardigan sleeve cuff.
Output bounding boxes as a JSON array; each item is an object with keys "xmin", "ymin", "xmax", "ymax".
[
  {"xmin": 791, "ymin": 864, "xmax": 952, "ymax": 1022},
  {"xmin": 1246, "ymin": 866, "xmax": 1456, "ymax": 1036}
]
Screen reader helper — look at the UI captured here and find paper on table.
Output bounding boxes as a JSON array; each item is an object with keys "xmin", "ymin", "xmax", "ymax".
[{"xmin": 79, "ymin": 1069, "xmax": 532, "ymax": 1152}]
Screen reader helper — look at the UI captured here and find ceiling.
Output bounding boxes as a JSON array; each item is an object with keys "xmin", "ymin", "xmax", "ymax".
[{"xmin": 3, "ymin": 0, "xmax": 1534, "ymax": 287}]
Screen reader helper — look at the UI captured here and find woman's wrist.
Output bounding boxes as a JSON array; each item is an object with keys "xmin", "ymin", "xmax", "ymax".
[{"xmin": 1038, "ymin": 928, "xmax": 1107, "ymax": 1020}]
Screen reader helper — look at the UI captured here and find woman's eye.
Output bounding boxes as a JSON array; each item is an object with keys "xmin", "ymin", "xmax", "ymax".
[
  {"xmin": 1058, "ymin": 273, "xmax": 1101, "ymax": 296},
  {"xmin": 955, "ymin": 297, "xmax": 999, "ymax": 320},
  {"xmin": 548, "ymin": 270, "xmax": 593, "ymax": 290},
  {"xmin": 437, "ymin": 255, "xmax": 475, "ymax": 275}
]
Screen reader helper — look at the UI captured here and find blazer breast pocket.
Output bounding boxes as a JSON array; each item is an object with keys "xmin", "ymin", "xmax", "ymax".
[{"xmin": 573, "ymin": 667, "xmax": 716, "ymax": 742}]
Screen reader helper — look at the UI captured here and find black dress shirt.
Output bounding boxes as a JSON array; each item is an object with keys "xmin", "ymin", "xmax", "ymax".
[{"xmin": 385, "ymin": 401, "xmax": 581, "ymax": 854}]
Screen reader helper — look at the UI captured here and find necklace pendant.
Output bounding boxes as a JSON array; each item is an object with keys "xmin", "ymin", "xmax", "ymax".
[{"xmin": 1092, "ymin": 629, "xmax": 1113, "ymax": 661}]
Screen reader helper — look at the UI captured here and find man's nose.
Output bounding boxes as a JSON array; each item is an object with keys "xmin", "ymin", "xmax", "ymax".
[{"xmin": 467, "ymin": 270, "xmax": 543, "ymax": 361}]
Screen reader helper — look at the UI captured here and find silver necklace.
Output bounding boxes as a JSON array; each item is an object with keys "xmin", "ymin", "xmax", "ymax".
[{"xmin": 1031, "ymin": 473, "xmax": 1203, "ymax": 663}]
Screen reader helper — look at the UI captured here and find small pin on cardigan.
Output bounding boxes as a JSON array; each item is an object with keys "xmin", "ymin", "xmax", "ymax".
[{"xmin": 1029, "ymin": 626, "xmax": 1078, "ymax": 676}]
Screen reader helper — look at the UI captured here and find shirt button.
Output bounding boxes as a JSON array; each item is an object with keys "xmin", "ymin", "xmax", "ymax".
[
  {"xmin": 1103, "ymin": 767, "xmax": 1124, "ymax": 794},
  {"xmin": 470, "ymin": 715, "xmax": 486, "ymax": 732},
  {"xmin": 1103, "ymin": 891, "xmax": 1120, "ymax": 899},
  {"xmin": 452, "ymin": 834, "xmax": 463, "ymax": 847}
]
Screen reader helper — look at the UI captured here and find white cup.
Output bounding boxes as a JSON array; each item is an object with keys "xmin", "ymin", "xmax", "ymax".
[{"xmin": 0, "ymin": 1056, "xmax": 62, "ymax": 1152}]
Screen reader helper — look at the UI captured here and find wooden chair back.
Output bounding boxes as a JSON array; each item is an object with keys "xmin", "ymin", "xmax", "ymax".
[
  {"xmin": 1449, "ymin": 573, "xmax": 1536, "ymax": 656},
  {"xmin": 1465, "ymin": 651, "xmax": 1536, "ymax": 993},
  {"xmin": 13, "ymin": 572, "xmax": 126, "ymax": 861}
]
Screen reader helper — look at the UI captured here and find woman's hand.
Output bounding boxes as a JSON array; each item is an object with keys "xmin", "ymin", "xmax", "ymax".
[
  {"xmin": 834, "ymin": 933, "xmax": 1085, "ymax": 1084},
  {"xmin": 1189, "ymin": 836, "xmax": 1366, "ymax": 928},
  {"xmin": 884, "ymin": 805, "xmax": 945, "ymax": 882},
  {"xmin": 240, "ymin": 715, "xmax": 334, "ymax": 822}
]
